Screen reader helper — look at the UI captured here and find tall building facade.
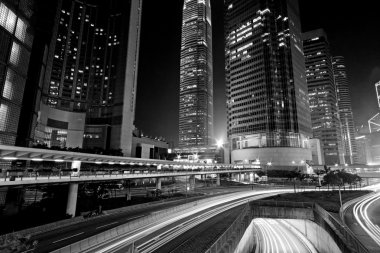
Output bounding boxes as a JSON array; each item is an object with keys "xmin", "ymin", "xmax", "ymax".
[
  {"xmin": 368, "ymin": 81, "xmax": 380, "ymax": 133},
  {"xmin": 332, "ymin": 56, "xmax": 358, "ymax": 164},
  {"xmin": 225, "ymin": 0, "xmax": 312, "ymax": 169},
  {"xmin": 33, "ymin": 0, "xmax": 142, "ymax": 156},
  {"xmin": 0, "ymin": 0, "xmax": 34, "ymax": 145},
  {"xmin": 303, "ymin": 29, "xmax": 344, "ymax": 165},
  {"xmin": 179, "ymin": 0, "xmax": 213, "ymax": 148}
]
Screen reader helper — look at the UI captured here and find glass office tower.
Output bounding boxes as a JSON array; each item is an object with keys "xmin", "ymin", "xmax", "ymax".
[
  {"xmin": 179, "ymin": 0, "xmax": 213, "ymax": 148},
  {"xmin": 225, "ymin": 0, "xmax": 312, "ymax": 169},
  {"xmin": 0, "ymin": 0, "xmax": 34, "ymax": 145},
  {"xmin": 332, "ymin": 56, "xmax": 358, "ymax": 164},
  {"xmin": 303, "ymin": 29, "xmax": 344, "ymax": 165}
]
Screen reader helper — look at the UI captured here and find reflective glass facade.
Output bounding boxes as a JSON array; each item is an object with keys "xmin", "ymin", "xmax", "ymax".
[
  {"xmin": 225, "ymin": 0, "xmax": 311, "ymax": 152},
  {"xmin": 179, "ymin": 0, "xmax": 213, "ymax": 148},
  {"xmin": 332, "ymin": 56, "xmax": 358, "ymax": 164},
  {"xmin": 0, "ymin": 0, "xmax": 34, "ymax": 145},
  {"xmin": 303, "ymin": 29, "xmax": 344, "ymax": 165}
]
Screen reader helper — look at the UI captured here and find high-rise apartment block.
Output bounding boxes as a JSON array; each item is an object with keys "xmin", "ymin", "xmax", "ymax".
[
  {"xmin": 0, "ymin": 0, "xmax": 34, "ymax": 145},
  {"xmin": 332, "ymin": 56, "xmax": 358, "ymax": 164},
  {"xmin": 33, "ymin": 0, "xmax": 142, "ymax": 156},
  {"xmin": 179, "ymin": 0, "xmax": 213, "ymax": 148},
  {"xmin": 224, "ymin": 0, "xmax": 312, "ymax": 168},
  {"xmin": 303, "ymin": 29, "xmax": 344, "ymax": 165}
]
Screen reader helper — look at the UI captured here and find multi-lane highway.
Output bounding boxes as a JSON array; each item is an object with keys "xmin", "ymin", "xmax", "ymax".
[
  {"xmin": 253, "ymin": 218, "xmax": 317, "ymax": 253},
  {"xmin": 31, "ymin": 187, "xmax": 272, "ymax": 252},
  {"xmin": 54, "ymin": 189, "xmax": 292, "ymax": 253}
]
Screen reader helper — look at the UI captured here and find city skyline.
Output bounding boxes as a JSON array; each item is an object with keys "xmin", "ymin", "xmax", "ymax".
[{"xmin": 136, "ymin": 0, "xmax": 380, "ymax": 146}]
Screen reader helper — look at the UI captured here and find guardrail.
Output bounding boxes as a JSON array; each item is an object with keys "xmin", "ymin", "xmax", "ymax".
[{"xmin": 0, "ymin": 169, "xmax": 256, "ymax": 185}]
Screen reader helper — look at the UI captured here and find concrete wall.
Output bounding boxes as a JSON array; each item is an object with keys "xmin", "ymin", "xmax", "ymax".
[
  {"xmin": 251, "ymin": 206, "xmax": 314, "ymax": 220},
  {"xmin": 234, "ymin": 219, "xmax": 256, "ymax": 253},
  {"xmin": 231, "ymin": 147, "xmax": 312, "ymax": 169},
  {"xmin": 285, "ymin": 219, "xmax": 341, "ymax": 253}
]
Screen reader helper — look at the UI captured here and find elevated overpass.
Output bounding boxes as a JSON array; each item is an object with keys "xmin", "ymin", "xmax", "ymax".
[{"xmin": 0, "ymin": 145, "xmax": 258, "ymax": 217}]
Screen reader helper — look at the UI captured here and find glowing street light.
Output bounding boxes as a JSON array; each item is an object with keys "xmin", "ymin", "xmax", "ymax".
[{"xmin": 216, "ymin": 139, "xmax": 223, "ymax": 148}]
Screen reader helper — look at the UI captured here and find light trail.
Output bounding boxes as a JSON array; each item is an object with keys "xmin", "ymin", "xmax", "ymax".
[
  {"xmin": 253, "ymin": 218, "xmax": 317, "ymax": 253},
  {"xmin": 76, "ymin": 189, "xmax": 292, "ymax": 253},
  {"xmin": 352, "ymin": 192, "xmax": 380, "ymax": 246}
]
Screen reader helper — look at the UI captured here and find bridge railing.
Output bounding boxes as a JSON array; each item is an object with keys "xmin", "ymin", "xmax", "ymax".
[{"xmin": 0, "ymin": 167, "xmax": 256, "ymax": 183}]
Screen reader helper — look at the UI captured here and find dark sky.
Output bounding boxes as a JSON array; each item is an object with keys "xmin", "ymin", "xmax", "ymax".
[{"xmin": 135, "ymin": 0, "xmax": 380, "ymax": 146}]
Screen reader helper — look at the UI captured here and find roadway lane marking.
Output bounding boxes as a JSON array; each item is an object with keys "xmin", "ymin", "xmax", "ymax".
[
  {"xmin": 96, "ymin": 221, "xmax": 119, "ymax": 229},
  {"xmin": 128, "ymin": 214, "xmax": 145, "ymax": 220},
  {"xmin": 52, "ymin": 232, "xmax": 84, "ymax": 244}
]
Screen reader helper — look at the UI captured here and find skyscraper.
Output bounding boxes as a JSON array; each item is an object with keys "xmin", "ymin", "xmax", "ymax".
[
  {"xmin": 303, "ymin": 29, "xmax": 344, "ymax": 165},
  {"xmin": 0, "ymin": 0, "xmax": 34, "ymax": 145},
  {"xmin": 224, "ymin": 0, "xmax": 312, "ymax": 169},
  {"xmin": 368, "ymin": 81, "xmax": 380, "ymax": 133},
  {"xmin": 179, "ymin": 0, "xmax": 213, "ymax": 148},
  {"xmin": 33, "ymin": 0, "xmax": 142, "ymax": 156},
  {"xmin": 332, "ymin": 56, "xmax": 358, "ymax": 164}
]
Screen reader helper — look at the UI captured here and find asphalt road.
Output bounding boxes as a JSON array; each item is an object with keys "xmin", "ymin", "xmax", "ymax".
[
  {"xmin": 32, "ymin": 185, "xmax": 256, "ymax": 252},
  {"xmin": 253, "ymin": 218, "xmax": 317, "ymax": 253},
  {"xmin": 32, "ymin": 195, "xmax": 207, "ymax": 253}
]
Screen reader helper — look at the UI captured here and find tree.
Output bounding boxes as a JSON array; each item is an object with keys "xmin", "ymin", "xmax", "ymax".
[{"xmin": 0, "ymin": 233, "xmax": 38, "ymax": 253}]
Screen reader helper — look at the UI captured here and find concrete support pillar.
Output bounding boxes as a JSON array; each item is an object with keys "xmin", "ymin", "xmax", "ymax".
[
  {"xmin": 249, "ymin": 172, "xmax": 254, "ymax": 183},
  {"xmin": 156, "ymin": 178, "xmax": 162, "ymax": 190},
  {"xmin": 125, "ymin": 180, "xmax": 131, "ymax": 201},
  {"xmin": 216, "ymin": 174, "xmax": 221, "ymax": 186},
  {"xmin": 189, "ymin": 175, "xmax": 195, "ymax": 190},
  {"xmin": 66, "ymin": 183, "xmax": 79, "ymax": 218}
]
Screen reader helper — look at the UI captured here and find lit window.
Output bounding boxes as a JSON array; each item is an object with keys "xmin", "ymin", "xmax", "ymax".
[
  {"xmin": 0, "ymin": 103, "xmax": 9, "ymax": 131},
  {"xmin": 0, "ymin": 3, "xmax": 16, "ymax": 33},
  {"xmin": 9, "ymin": 42, "xmax": 21, "ymax": 66}
]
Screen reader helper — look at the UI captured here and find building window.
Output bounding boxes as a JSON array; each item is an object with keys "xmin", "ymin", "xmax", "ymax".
[{"xmin": 0, "ymin": 3, "xmax": 17, "ymax": 33}]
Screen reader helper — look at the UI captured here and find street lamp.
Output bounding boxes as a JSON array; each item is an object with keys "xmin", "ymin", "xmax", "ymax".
[{"xmin": 216, "ymin": 139, "xmax": 223, "ymax": 149}]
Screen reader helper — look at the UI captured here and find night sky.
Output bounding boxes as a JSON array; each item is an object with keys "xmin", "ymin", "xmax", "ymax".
[{"xmin": 135, "ymin": 0, "xmax": 380, "ymax": 146}]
